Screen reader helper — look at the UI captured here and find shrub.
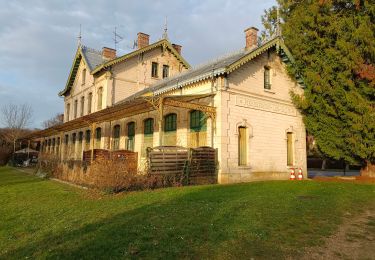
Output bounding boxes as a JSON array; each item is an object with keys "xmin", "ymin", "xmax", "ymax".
[{"xmin": 36, "ymin": 156, "xmax": 184, "ymax": 193}]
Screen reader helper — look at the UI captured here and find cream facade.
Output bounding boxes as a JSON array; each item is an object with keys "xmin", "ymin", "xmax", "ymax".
[{"xmin": 38, "ymin": 27, "xmax": 307, "ymax": 184}]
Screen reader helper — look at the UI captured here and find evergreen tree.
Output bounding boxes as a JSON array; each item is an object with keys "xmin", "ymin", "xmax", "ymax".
[{"xmin": 262, "ymin": 0, "xmax": 375, "ymax": 175}]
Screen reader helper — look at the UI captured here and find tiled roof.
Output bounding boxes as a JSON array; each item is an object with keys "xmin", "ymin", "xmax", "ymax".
[
  {"xmin": 80, "ymin": 46, "xmax": 105, "ymax": 71},
  {"xmin": 125, "ymin": 36, "xmax": 296, "ymax": 100}
]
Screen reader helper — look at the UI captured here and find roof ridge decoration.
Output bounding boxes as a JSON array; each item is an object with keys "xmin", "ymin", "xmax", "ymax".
[
  {"xmin": 134, "ymin": 36, "xmax": 298, "ymax": 97},
  {"xmin": 91, "ymin": 39, "xmax": 190, "ymax": 74},
  {"xmin": 81, "ymin": 45, "xmax": 102, "ymax": 55}
]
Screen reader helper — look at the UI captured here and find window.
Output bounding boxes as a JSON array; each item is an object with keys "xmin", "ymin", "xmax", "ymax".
[
  {"xmin": 143, "ymin": 118, "xmax": 154, "ymax": 156},
  {"xmin": 74, "ymin": 100, "xmax": 78, "ymax": 119},
  {"xmin": 163, "ymin": 113, "xmax": 177, "ymax": 146},
  {"xmin": 287, "ymin": 132, "xmax": 294, "ymax": 166},
  {"xmin": 151, "ymin": 62, "xmax": 158, "ymax": 78},
  {"xmin": 164, "ymin": 113, "xmax": 177, "ymax": 132},
  {"xmin": 85, "ymin": 130, "xmax": 91, "ymax": 144},
  {"xmin": 144, "ymin": 118, "xmax": 154, "ymax": 135},
  {"xmin": 189, "ymin": 110, "xmax": 207, "ymax": 147},
  {"xmin": 66, "ymin": 103, "xmax": 70, "ymax": 121},
  {"xmin": 82, "ymin": 68, "xmax": 86, "ymax": 85},
  {"xmin": 162, "ymin": 65, "xmax": 169, "ymax": 78},
  {"xmin": 113, "ymin": 125, "xmax": 120, "ymax": 150},
  {"xmin": 87, "ymin": 92, "xmax": 92, "ymax": 114},
  {"xmin": 80, "ymin": 96, "xmax": 85, "ymax": 116},
  {"xmin": 264, "ymin": 66, "xmax": 271, "ymax": 90},
  {"xmin": 238, "ymin": 127, "xmax": 247, "ymax": 166},
  {"xmin": 190, "ymin": 110, "xmax": 206, "ymax": 132},
  {"xmin": 78, "ymin": 131, "xmax": 83, "ymax": 143},
  {"xmin": 95, "ymin": 127, "xmax": 101, "ymax": 148},
  {"xmin": 64, "ymin": 134, "xmax": 69, "ymax": 145},
  {"xmin": 85, "ymin": 130, "xmax": 91, "ymax": 150},
  {"xmin": 97, "ymin": 87, "xmax": 103, "ymax": 110},
  {"xmin": 126, "ymin": 122, "xmax": 135, "ymax": 151},
  {"xmin": 72, "ymin": 133, "xmax": 76, "ymax": 144}
]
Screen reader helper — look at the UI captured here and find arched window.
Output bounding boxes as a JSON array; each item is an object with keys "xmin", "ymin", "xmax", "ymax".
[
  {"xmin": 264, "ymin": 66, "xmax": 271, "ymax": 90},
  {"xmin": 164, "ymin": 113, "xmax": 177, "ymax": 145},
  {"xmin": 82, "ymin": 68, "xmax": 86, "ymax": 85},
  {"xmin": 164, "ymin": 113, "xmax": 177, "ymax": 132},
  {"xmin": 95, "ymin": 127, "xmax": 101, "ymax": 149},
  {"xmin": 78, "ymin": 131, "xmax": 83, "ymax": 143},
  {"xmin": 126, "ymin": 122, "xmax": 135, "ymax": 151},
  {"xmin": 238, "ymin": 126, "xmax": 247, "ymax": 166},
  {"xmin": 97, "ymin": 87, "xmax": 103, "ymax": 110},
  {"xmin": 85, "ymin": 130, "xmax": 91, "ymax": 151},
  {"xmin": 113, "ymin": 125, "xmax": 120, "ymax": 150},
  {"xmin": 189, "ymin": 110, "xmax": 207, "ymax": 147},
  {"xmin": 142, "ymin": 118, "xmax": 154, "ymax": 156},
  {"xmin": 87, "ymin": 92, "xmax": 92, "ymax": 114}
]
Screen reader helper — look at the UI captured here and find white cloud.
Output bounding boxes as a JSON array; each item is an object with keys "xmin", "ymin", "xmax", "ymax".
[{"xmin": 0, "ymin": 0, "xmax": 276, "ymax": 128}]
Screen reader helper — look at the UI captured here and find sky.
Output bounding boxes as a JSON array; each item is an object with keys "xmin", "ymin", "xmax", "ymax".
[{"xmin": 0, "ymin": 0, "xmax": 276, "ymax": 129}]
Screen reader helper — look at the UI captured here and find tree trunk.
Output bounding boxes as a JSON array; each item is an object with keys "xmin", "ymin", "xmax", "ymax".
[{"xmin": 360, "ymin": 161, "xmax": 375, "ymax": 177}]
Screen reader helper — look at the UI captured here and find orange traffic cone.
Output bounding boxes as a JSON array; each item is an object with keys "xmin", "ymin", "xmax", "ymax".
[
  {"xmin": 290, "ymin": 169, "xmax": 296, "ymax": 180},
  {"xmin": 297, "ymin": 168, "xmax": 303, "ymax": 180}
]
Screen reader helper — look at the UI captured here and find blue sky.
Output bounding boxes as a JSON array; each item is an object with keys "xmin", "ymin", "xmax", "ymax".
[{"xmin": 0, "ymin": 0, "xmax": 276, "ymax": 128}]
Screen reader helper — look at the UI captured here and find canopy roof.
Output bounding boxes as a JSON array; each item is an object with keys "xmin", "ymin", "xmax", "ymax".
[
  {"xmin": 24, "ymin": 94, "xmax": 214, "ymax": 140},
  {"xmin": 15, "ymin": 148, "xmax": 39, "ymax": 154}
]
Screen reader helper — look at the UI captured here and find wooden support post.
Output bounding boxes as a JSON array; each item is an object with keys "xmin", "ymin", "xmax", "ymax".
[
  {"xmin": 91, "ymin": 123, "xmax": 96, "ymax": 162},
  {"xmin": 158, "ymin": 97, "xmax": 164, "ymax": 146}
]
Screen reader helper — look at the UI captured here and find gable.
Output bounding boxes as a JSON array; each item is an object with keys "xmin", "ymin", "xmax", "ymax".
[{"xmin": 58, "ymin": 46, "xmax": 104, "ymax": 97}]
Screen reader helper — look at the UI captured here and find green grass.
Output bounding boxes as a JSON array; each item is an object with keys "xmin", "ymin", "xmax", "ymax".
[{"xmin": 0, "ymin": 167, "xmax": 374, "ymax": 259}]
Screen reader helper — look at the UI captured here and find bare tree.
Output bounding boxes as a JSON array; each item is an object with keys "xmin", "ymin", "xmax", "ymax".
[
  {"xmin": 1, "ymin": 104, "xmax": 33, "ymax": 152},
  {"xmin": 42, "ymin": 113, "xmax": 63, "ymax": 128}
]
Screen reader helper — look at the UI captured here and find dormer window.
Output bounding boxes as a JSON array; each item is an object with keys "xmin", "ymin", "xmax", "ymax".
[
  {"xmin": 82, "ymin": 68, "xmax": 86, "ymax": 85},
  {"xmin": 264, "ymin": 66, "xmax": 271, "ymax": 90},
  {"xmin": 151, "ymin": 62, "xmax": 158, "ymax": 78}
]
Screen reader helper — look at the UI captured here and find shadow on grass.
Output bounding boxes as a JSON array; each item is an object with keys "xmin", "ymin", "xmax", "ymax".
[{"xmin": 1, "ymin": 180, "xmax": 366, "ymax": 259}]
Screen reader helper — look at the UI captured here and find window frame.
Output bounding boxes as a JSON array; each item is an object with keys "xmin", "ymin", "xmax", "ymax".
[
  {"xmin": 151, "ymin": 62, "xmax": 159, "ymax": 78},
  {"xmin": 190, "ymin": 110, "xmax": 206, "ymax": 132},
  {"xmin": 264, "ymin": 66, "xmax": 271, "ymax": 90},
  {"xmin": 164, "ymin": 113, "xmax": 177, "ymax": 132},
  {"xmin": 162, "ymin": 65, "xmax": 169, "ymax": 78},
  {"xmin": 144, "ymin": 118, "xmax": 154, "ymax": 135}
]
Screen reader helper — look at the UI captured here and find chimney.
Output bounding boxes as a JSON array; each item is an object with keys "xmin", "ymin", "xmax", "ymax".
[
  {"xmin": 102, "ymin": 47, "xmax": 116, "ymax": 60},
  {"xmin": 244, "ymin": 27, "xmax": 259, "ymax": 50},
  {"xmin": 137, "ymin": 32, "xmax": 150, "ymax": 49},
  {"xmin": 172, "ymin": 44, "xmax": 182, "ymax": 55}
]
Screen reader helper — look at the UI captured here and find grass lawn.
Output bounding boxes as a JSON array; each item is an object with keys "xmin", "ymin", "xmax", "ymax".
[{"xmin": 0, "ymin": 167, "xmax": 374, "ymax": 259}]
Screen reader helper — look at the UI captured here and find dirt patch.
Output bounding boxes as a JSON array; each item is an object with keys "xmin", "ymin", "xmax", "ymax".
[{"xmin": 301, "ymin": 207, "xmax": 375, "ymax": 260}]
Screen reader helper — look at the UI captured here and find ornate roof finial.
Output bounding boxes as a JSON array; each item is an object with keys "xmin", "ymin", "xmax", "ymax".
[
  {"xmin": 162, "ymin": 16, "xmax": 168, "ymax": 40},
  {"xmin": 77, "ymin": 24, "xmax": 82, "ymax": 46},
  {"xmin": 276, "ymin": 6, "xmax": 282, "ymax": 37}
]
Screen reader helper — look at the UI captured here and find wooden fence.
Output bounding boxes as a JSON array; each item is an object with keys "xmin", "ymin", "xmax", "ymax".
[{"xmin": 147, "ymin": 146, "xmax": 217, "ymax": 184}]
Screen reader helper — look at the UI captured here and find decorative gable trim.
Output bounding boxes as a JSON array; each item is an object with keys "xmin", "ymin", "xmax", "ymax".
[{"xmin": 91, "ymin": 39, "xmax": 190, "ymax": 75}]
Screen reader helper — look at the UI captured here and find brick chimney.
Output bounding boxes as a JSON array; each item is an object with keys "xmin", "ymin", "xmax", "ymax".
[
  {"xmin": 244, "ymin": 27, "xmax": 259, "ymax": 50},
  {"xmin": 102, "ymin": 47, "xmax": 116, "ymax": 60},
  {"xmin": 137, "ymin": 32, "xmax": 150, "ymax": 49},
  {"xmin": 172, "ymin": 44, "xmax": 182, "ymax": 55}
]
